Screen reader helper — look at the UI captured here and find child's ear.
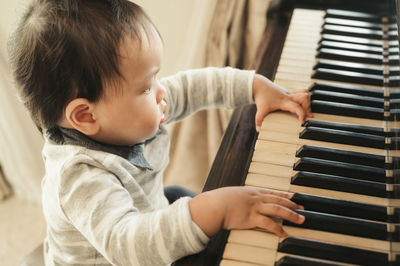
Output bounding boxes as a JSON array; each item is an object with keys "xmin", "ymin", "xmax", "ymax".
[{"xmin": 64, "ymin": 98, "xmax": 100, "ymax": 136}]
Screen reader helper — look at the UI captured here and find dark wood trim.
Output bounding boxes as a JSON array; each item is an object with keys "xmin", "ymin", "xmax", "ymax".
[
  {"xmin": 256, "ymin": 11, "xmax": 293, "ymax": 79},
  {"xmin": 172, "ymin": 104, "xmax": 257, "ymax": 266}
]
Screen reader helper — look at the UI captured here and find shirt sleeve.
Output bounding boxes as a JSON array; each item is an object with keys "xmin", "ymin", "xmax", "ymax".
[
  {"xmin": 58, "ymin": 157, "xmax": 209, "ymax": 265},
  {"xmin": 161, "ymin": 67, "xmax": 255, "ymax": 124}
]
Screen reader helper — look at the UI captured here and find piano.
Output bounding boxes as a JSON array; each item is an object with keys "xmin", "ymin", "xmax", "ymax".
[{"xmin": 174, "ymin": 0, "xmax": 400, "ymax": 265}]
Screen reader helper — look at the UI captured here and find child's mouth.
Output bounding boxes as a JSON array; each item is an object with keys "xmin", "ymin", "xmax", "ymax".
[{"xmin": 160, "ymin": 113, "xmax": 165, "ymax": 123}]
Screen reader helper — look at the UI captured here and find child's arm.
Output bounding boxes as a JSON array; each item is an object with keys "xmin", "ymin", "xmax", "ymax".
[
  {"xmin": 161, "ymin": 67, "xmax": 255, "ymax": 124},
  {"xmin": 162, "ymin": 67, "xmax": 311, "ymax": 131},
  {"xmin": 189, "ymin": 186, "xmax": 304, "ymax": 237},
  {"xmin": 252, "ymin": 74, "xmax": 312, "ymax": 131},
  {"xmin": 166, "ymin": 68, "xmax": 309, "ymax": 236}
]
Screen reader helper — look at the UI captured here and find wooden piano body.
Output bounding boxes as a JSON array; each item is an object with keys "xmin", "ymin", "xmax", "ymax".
[{"xmin": 174, "ymin": 0, "xmax": 400, "ymax": 265}]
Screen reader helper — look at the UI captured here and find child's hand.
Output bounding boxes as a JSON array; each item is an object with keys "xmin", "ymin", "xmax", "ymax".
[
  {"xmin": 189, "ymin": 186, "xmax": 305, "ymax": 238},
  {"xmin": 252, "ymin": 74, "xmax": 312, "ymax": 131}
]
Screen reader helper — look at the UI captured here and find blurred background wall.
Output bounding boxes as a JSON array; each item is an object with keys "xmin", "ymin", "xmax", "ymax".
[{"xmin": 0, "ymin": 0, "xmax": 269, "ymax": 203}]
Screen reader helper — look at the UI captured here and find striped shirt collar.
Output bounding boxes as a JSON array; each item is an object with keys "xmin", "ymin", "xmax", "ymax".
[{"xmin": 47, "ymin": 127, "xmax": 154, "ymax": 170}]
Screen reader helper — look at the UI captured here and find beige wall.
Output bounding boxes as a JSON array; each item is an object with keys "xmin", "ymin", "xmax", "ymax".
[
  {"xmin": 0, "ymin": 0, "xmax": 44, "ymax": 203},
  {"xmin": 135, "ymin": 0, "xmax": 216, "ymax": 76},
  {"xmin": 135, "ymin": 0, "xmax": 195, "ymax": 76}
]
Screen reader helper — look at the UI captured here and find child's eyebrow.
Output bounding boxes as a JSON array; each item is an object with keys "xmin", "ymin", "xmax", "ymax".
[{"xmin": 144, "ymin": 67, "xmax": 160, "ymax": 80}]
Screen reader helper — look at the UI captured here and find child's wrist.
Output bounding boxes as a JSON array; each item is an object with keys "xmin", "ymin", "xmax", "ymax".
[{"xmin": 188, "ymin": 190, "xmax": 225, "ymax": 237}]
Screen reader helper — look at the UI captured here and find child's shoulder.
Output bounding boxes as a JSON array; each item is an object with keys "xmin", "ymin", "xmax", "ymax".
[
  {"xmin": 43, "ymin": 140, "xmax": 121, "ymax": 177},
  {"xmin": 42, "ymin": 142, "xmax": 127, "ymax": 197},
  {"xmin": 42, "ymin": 140, "xmax": 142, "ymax": 184},
  {"xmin": 43, "ymin": 139, "xmax": 106, "ymax": 165}
]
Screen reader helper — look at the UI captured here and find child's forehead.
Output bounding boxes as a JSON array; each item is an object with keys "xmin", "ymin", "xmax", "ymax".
[
  {"xmin": 120, "ymin": 27, "xmax": 163, "ymax": 57},
  {"xmin": 114, "ymin": 28, "xmax": 163, "ymax": 82}
]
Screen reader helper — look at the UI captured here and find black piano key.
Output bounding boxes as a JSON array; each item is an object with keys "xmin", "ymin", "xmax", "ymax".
[
  {"xmin": 322, "ymin": 24, "xmax": 383, "ymax": 40},
  {"xmin": 389, "ymin": 137, "xmax": 400, "ymax": 150},
  {"xmin": 311, "ymin": 100, "xmax": 387, "ymax": 120},
  {"xmin": 296, "ymin": 145, "xmax": 385, "ymax": 168},
  {"xmin": 303, "ymin": 120, "xmax": 385, "ymax": 136},
  {"xmin": 318, "ymin": 40, "xmax": 383, "ymax": 55},
  {"xmin": 291, "ymin": 171, "xmax": 388, "ymax": 198},
  {"xmin": 391, "ymin": 98, "xmax": 400, "ymax": 108},
  {"xmin": 291, "ymin": 193, "xmax": 392, "ymax": 222},
  {"xmin": 389, "ymin": 76, "xmax": 400, "ymax": 87},
  {"xmin": 326, "ymin": 9, "xmax": 397, "ymax": 24},
  {"xmin": 314, "ymin": 59, "xmax": 384, "ymax": 75},
  {"xmin": 311, "ymin": 90, "xmax": 383, "ymax": 108},
  {"xmin": 392, "ymin": 158, "xmax": 400, "ymax": 169},
  {"xmin": 309, "ymin": 81, "xmax": 384, "ymax": 98},
  {"xmin": 283, "ymin": 209, "xmax": 390, "ymax": 241},
  {"xmin": 278, "ymin": 237, "xmax": 391, "ymax": 266},
  {"xmin": 321, "ymin": 33, "xmax": 383, "ymax": 47},
  {"xmin": 299, "ymin": 126, "xmax": 385, "ymax": 149},
  {"xmin": 316, "ymin": 49, "xmax": 383, "ymax": 65},
  {"xmin": 275, "ymin": 255, "xmax": 339, "ymax": 266},
  {"xmin": 321, "ymin": 34, "xmax": 399, "ymax": 48},
  {"xmin": 324, "ymin": 17, "xmax": 398, "ymax": 31},
  {"xmin": 391, "ymin": 89, "xmax": 400, "ymax": 98},
  {"xmin": 388, "ymin": 30, "xmax": 399, "ymax": 40},
  {"xmin": 312, "ymin": 68, "xmax": 383, "ymax": 86},
  {"xmin": 293, "ymin": 157, "xmax": 385, "ymax": 183},
  {"xmin": 324, "ymin": 17, "xmax": 382, "ymax": 30},
  {"xmin": 311, "ymin": 68, "xmax": 384, "ymax": 87},
  {"xmin": 325, "ymin": 9, "xmax": 383, "ymax": 23},
  {"xmin": 391, "ymin": 109, "xmax": 400, "ymax": 120},
  {"xmin": 389, "ymin": 55, "xmax": 400, "ymax": 65}
]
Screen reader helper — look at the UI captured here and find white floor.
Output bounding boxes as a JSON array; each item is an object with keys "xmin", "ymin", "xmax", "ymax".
[{"xmin": 0, "ymin": 196, "xmax": 46, "ymax": 266}]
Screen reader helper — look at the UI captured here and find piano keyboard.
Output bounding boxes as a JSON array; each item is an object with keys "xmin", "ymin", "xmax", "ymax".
[{"xmin": 220, "ymin": 8, "xmax": 400, "ymax": 266}]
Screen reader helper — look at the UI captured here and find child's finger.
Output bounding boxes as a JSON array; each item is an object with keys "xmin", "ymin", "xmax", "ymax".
[
  {"xmin": 288, "ymin": 89, "xmax": 312, "ymax": 116},
  {"xmin": 259, "ymin": 189, "xmax": 304, "ymax": 210},
  {"xmin": 254, "ymin": 108, "xmax": 269, "ymax": 132},
  {"xmin": 281, "ymin": 100, "xmax": 306, "ymax": 123},
  {"xmin": 259, "ymin": 204, "xmax": 305, "ymax": 225},
  {"xmin": 290, "ymin": 88, "xmax": 309, "ymax": 94},
  {"xmin": 256, "ymin": 216, "xmax": 287, "ymax": 237},
  {"xmin": 260, "ymin": 194, "xmax": 304, "ymax": 210},
  {"xmin": 258, "ymin": 188, "xmax": 293, "ymax": 199},
  {"xmin": 290, "ymin": 91, "xmax": 311, "ymax": 113}
]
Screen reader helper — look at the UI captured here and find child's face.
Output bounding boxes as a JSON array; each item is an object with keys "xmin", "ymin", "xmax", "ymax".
[{"xmin": 93, "ymin": 31, "xmax": 166, "ymax": 146}]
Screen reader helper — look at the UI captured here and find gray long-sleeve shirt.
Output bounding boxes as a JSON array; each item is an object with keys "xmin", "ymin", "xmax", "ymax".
[{"xmin": 41, "ymin": 67, "xmax": 255, "ymax": 265}]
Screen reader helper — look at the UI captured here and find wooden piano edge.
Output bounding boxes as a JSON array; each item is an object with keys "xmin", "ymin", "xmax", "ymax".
[
  {"xmin": 171, "ymin": 104, "xmax": 258, "ymax": 266},
  {"xmin": 172, "ymin": 8, "xmax": 293, "ymax": 266}
]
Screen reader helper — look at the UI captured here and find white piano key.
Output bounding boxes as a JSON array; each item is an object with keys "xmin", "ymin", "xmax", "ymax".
[
  {"xmin": 222, "ymin": 242, "xmax": 358, "ymax": 265},
  {"xmin": 257, "ymin": 130, "xmax": 387, "ymax": 156},
  {"xmin": 227, "ymin": 229, "xmax": 392, "ymax": 256},
  {"xmin": 245, "ymin": 158, "xmax": 400, "ymax": 206},
  {"xmin": 251, "ymin": 149, "xmax": 295, "ymax": 167},
  {"xmin": 220, "ymin": 260, "xmax": 260, "ymax": 266}
]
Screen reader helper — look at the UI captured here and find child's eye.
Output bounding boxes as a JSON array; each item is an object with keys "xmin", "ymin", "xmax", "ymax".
[{"xmin": 144, "ymin": 88, "xmax": 151, "ymax": 94}]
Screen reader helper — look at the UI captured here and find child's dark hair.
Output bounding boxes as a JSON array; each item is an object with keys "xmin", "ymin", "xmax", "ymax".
[{"xmin": 8, "ymin": 0, "xmax": 156, "ymax": 133}]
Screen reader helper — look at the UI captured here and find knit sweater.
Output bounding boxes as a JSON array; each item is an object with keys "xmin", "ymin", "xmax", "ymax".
[{"xmin": 41, "ymin": 67, "xmax": 255, "ymax": 266}]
